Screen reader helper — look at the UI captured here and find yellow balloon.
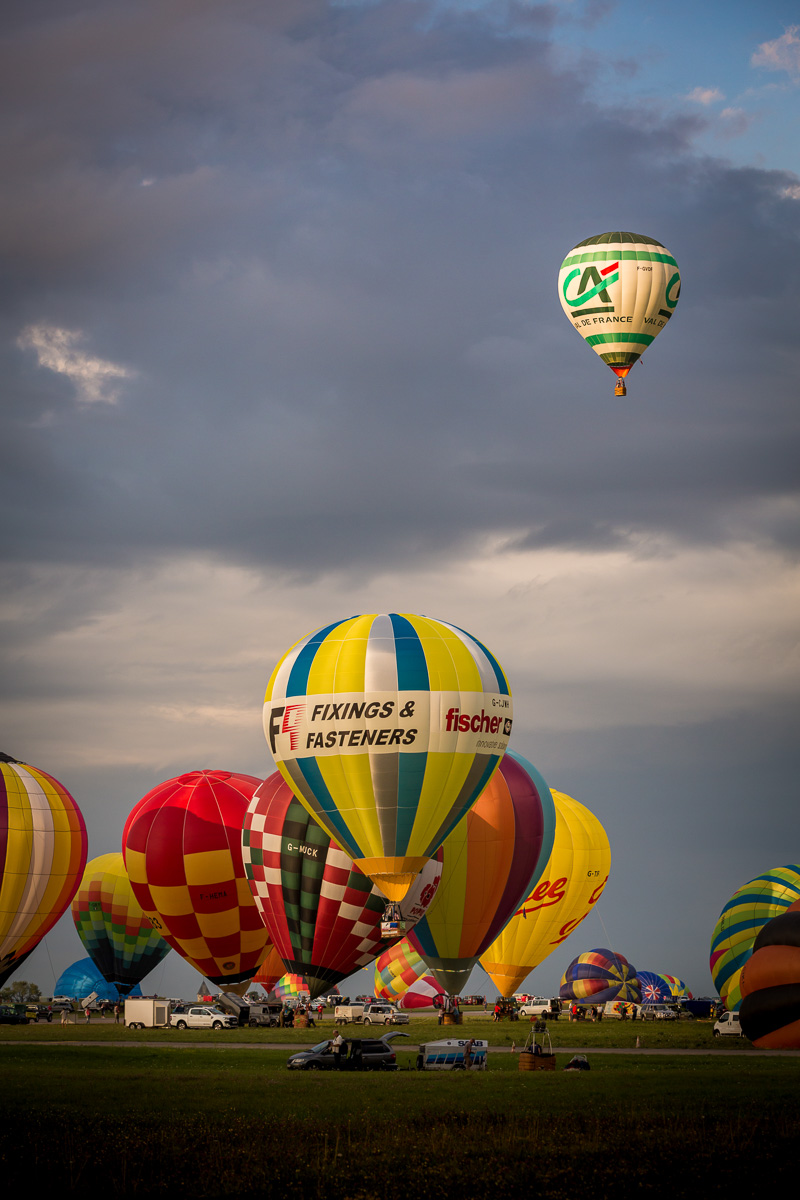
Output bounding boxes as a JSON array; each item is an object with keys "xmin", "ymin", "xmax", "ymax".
[
  {"xmin": 264, "ymin": 613, "xmax": 513, "ymax": 901},
  {"xmin": 479, "ymin": 790, "xmax": 610, "ymax": 996}
]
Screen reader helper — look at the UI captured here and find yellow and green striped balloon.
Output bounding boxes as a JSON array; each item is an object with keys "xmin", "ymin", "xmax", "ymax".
[
  {"xmin": 710, "ymin": 865, "xmax": 800, "ymax": 1011},
  {"xmin": 264, "ymin": 613, "xmax": 512, "ymax": 902},
  {"xmin": 558, "ymin": 231, "xmax": 680, "ymax": 392}
]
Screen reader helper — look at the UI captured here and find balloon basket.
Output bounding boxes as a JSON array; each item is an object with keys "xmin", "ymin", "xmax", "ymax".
[
  {"xmin": 295, "ymin": 1014, "xmax": 310, "ymax": 1028},
  {"xmin": 441, "ymin": 1012, "xmax": 462, "ymax": 1026},
  {"xmin": 519, "ymin": 1050, "xmax": 556, "ymax": 1072}
]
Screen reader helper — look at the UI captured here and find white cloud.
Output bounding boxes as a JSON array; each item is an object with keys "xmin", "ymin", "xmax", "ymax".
[
  {"xmin": 751, "ymin": 26, "xmax": 800, "ymax": 79},
  {"xmin": 718, "ymin": 106, "xmax": 752, "ymax": 137},
  {"xmin": 17, "ymin": 324, "xmax": 135, "ymax": 405},
  {"xmin": 685, "ymin": 86, "xmax": 724, "ymax": 105},
  {"xmin": 780, "ymin": 182, "xmax": 800, "ymax": 198}
]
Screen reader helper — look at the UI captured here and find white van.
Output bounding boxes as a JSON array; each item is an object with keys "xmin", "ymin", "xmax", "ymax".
[{"xmin": 713, "ymin": 1011, "xmax": 744, "ymax": 1038}]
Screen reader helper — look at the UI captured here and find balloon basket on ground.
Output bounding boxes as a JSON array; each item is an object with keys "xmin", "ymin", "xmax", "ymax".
[
  {"xmin": 519, "ymin": 1021, "xmax": 556, "ymax": 1071},
  {"xmin": 441, "ymin": 1012, "xmax": 462, "ymax": 1026}
]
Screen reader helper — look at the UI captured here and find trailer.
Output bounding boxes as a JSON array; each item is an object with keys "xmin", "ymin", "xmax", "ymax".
[
  {"xmin": 416, "ymin": 1038, "xmax": 488, "ymax": 1070},
  {"xmin": 124, "ymin": 998, "xmax": 171, "ymax": 1029}
]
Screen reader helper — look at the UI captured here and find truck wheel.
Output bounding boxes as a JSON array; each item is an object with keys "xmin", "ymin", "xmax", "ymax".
[
  {"xmin": 363, "ymin": 1017, "xmax": 372, "ymax": 1025},
  {"xmin": 212, "ymin": 1021, "xmax": 223, "ymax": 1030},
  {"xmin": 176, "ymin": 1020, "xmax": 187, "ymax": 1030},
  {"xmin": 713, "ymin": 1029, "xmax": 720, "ymax": 1037},
  {"xmin": 249, "ymin": 1019, "xmax": 259, "ymax": 1028}
]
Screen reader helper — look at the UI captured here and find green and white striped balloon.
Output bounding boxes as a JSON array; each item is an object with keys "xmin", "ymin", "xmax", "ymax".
[{"xmin": 558, "ymin": 231, "xmax": 680, "ymax": 392}]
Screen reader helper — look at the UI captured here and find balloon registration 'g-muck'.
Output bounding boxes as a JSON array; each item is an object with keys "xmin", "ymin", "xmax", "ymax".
[
  {"xmin": 122, "ymin": 770, "xmax": 273, "ymax": 993},
  {"xmin": 560, "ymin": 948, "xmax": 641, "ymax": 1005},
  {"xmin": 710, "ymin": 865, "xmax": 800, "ymax": 1012},
  {"xmin": 71, "ymin": 852, "xmax": 170, "ymax": 995},
  {"xmin": 264, "ymin": 614, "xmax": 512, "ymax": 902},
  {"xmin": 242, "ymin": 771, "xmax": 441, "ymax": 998},
  {"xmin": 407, "ymin": 749, "xmax": 555, "ymax": 996},
  {"xmin": 480, "ymin": 789, "xmax": 610, "ymax": 997},
  {"xmin": 558, "ymin": 232, "xmax": 680, "ymax": 396},
  {"xmin": 0, "ymin": 754, "xmax": 88, "ymax": 989}
]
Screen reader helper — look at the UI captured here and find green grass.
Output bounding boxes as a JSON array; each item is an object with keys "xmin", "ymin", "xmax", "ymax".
[{"xmin": 1, "ymin": 1038, "xmax": 798, "ymax": 1197}]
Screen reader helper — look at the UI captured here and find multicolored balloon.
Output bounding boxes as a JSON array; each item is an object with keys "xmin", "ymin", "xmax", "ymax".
[
  {"xmin": 274, "ymin": 973, "xmax": 309, "ymax": 1000},
  {"xmin": 739, "ymin": 901, "xmax": 800, "ymax": 1048},
  {"xmin": 122, "ymin": 770, "xmax": 273, "ymax": 993},
  {"xmin": 637, "ymin": 971, "xmax": 672, "ymax": 1005},
  {"xmin": 407, "ymin": 750, "xmax": 555, "ymax": 995},
  {"xmin": 480, "ymin": 789, "xmax": 610, "ymax": 997},
  {"xmin": 0, "ymin": 754, "xmax": 88, "ymax": 988},
  {"xmin": 560, "ymin": 949, "xmax": 640, "ymax": 1005},
  {"xmin": 374, "ymin": 937, "xmax": 428, "ymax": 1003},
  {"xmin": 264, "ymin": 613, "xmax": 512, "ymax": 901},
  {"xmin": 710, "ymin": 865, "xmax": 800, "ymax": 1012},
  {"xmin": 242, "ymin": 771, "xmax": 442, "ymax": 999},
  {"xmin": 660, "ymin": 974, "xmax": 692, "ymax": 1000},
  {"xmin": 558, "ymin": 231, "xmax": 680, "ymax": 395},
  {"xmin": 71, "ymin": 853, "xmax": 170, "ymax": 995}
]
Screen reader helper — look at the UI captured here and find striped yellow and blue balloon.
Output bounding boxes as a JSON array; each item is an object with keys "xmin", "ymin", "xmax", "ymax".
[
  {"xmin": 710, "ymin": 865, "xmax": 800, "ymax": 1011},
  {"xmin": 560, "ymin": 949, "xmax": 640, "ymax": 1005},
  {"xmin": 264, "ymin": 613, "xmax": 512, "ymax": 901}
]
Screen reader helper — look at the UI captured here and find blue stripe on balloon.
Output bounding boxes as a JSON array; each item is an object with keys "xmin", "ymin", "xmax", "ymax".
[
  {"xmin": 286, "ymin": 618, "xmax": 353, "ymax": 697},
  {"xmin": 446, "ymin": 621, "xmax": 510, "ymax": 695},
  {"xmin": 395, "ymin": 752, "xmax": 428, "ymax": 853},
  {"xmin": 389, "ymin": 614, "xmax": 429, "ymax": 691},
  {"xmin": 295, "ymin": 756, "xmax": 363, "ymax": 859}
]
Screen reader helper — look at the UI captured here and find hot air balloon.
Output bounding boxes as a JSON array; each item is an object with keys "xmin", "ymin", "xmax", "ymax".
[
  {"xmin": 739, "ymin": 900, "xmax": 800, "ymax": 1048},
  {"xmin": 374, "ymin": 937, "xmax": 428, "ymax": 1002},
  {"xmin": 274, "ymin": 973, "xmax": 309, "ymax": 1000},
  {"xmin": 480, "ymin": 789, "xmax": 610, "ymax": 997},
  {"xmin": 406, "ymin": 750, "xmax": 555, "ymax": 995},
  {"xmin": 53, "ymin": 956, "xmax": 145, "ymax": 1002},
  {"xmin": 0, "ymin": 754, "xmax": 88, "ymax": 988},
  {"xmin": 710, "ymin": 865, "xmax": 800, "ymax": 1012},
  {"xmin": 71, "ymin": 853, "xmax": 170, "ymax": 996},
  {"xmin": 637, "ymin": 971, "xmax": 672, "ymax": 1005},
  {"xmin": 560, "ymin": 949, "xmax": 640, "ymax": 1006},
  {"xmin": 264, "ymin": 613, "xmax": 512, "ymax": 903},
  {"xmin": 241, "ymin": 771, "xmax": 442, "ymax": 999},
  {"xmin": 252, "ymin": 946, "xmax": 285, "ymax": 994},
  {"xmin": 398, "ymin": 974, "xmax": 446, "ymax": 1010},
  {"xmin": 558, "ymin": 231, "xmax": 680, "ymax": 396},
  {"xmin": 122, "ymin": 770, "xmax": 273, "ymax": 994},
  {"xmin": 660, "ymin": 974, "xmax": 692, "ymax": 1000}
]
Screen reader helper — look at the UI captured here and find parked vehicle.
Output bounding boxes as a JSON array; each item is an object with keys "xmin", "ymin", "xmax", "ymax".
[
  {"xmin": 417, "ymin": 1039, "xmax": 488, "ymax": 1070},
  {"xmin": 460, "ymin": 995, "xmax": 486, "ymax": 1006},
  {"xmin": 334, "ymin": 1004, "xmax": 365, "ymax": 1024},
  {"xmin": 169, "ymin": 1005, "xmax": 237, "ymax": 1030},
  {"xmin": 361, "ymin": 1003, "xmax": 409, "ymax": 1026},
  {"xmin": 124, "ymin": 998, "xmax": 171, "ymax": 1029},
  {"xmin": 640, "ymin": 1004, "xmax": 678, "ymax": 1021},
  {"xmin": 287, "ymin": 1032, "xmax": 408, "ymax": 1070},
  {"xmin": 713, "ymin": 1012, "xmax": 744, "ymax": 1038},
  {"xmin": 0, "ymin": 1004, "xmax": 30, "ymax": 1025},
  {"xmin": 519, "ymin": 998, "xmax": 562, "ymax": 1020},
  {"xmin": 247, "ymin": 1003, "xmax": 282, "ymax": 1028},
  {"xmin": 26, "ymin": 1004, "xmax": 53, "ymax": 1022}
]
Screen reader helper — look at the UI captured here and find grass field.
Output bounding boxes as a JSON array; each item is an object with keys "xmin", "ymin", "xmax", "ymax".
[{"xmin": 1, "ymin": 1018, "xmax": 797, "ymax": 1197}]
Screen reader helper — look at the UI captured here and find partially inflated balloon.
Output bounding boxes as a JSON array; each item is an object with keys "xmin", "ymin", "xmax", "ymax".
[
  {"xmin": 398, "ymin": 974, "xmax": 446, "ymax": 1010},
  {"xmin": 274, "ymin": 974, "xmax": 309, "ymax": 999},
  {"xmin": 710, "ymin": 866, "xmax": 800, "ymax": 1012},
  {"xmin": 558, "ymin": 232, "xmax": 680, "ymax": 394},
  {"xmin": 71, "ymin": 853, "xmax": 170, "ymax": 995},
  {"xmin": 480, "ymin": 789, "xmax": 610, "ymax": 996},
  {"xmin": 374, "ymin": 937, "xmax": 428, "ymax": 1002},
  {"xmin": 0, "ymin": 754, "xmax": 88, "ymax": 988},
  {"xmin": 638, "ymin": 971, "xmax": 672, "ymax": 1005},
  {"xmin": 739, "ymin": 901, "xmax": 800, "ymax": 1048},
  {"xmin": 407, "ymin": 750, "xmax": 555, "ymax": 995},
  {"xmin": 253, "ymin": 946, "xmax": 285, "ymax": 994},
  {"xmin": 560, "ymin": 949, "xmax": 640, "ymax": 1005},
  {"xmin": 660, "ymin": 974, "xmax": 692, "ymax": 1000},
  {"xmin": 264, "ymin": 613, "xmax": 512, "ymax": 901},
  {"xmin": 122, "ymin": 770, "xmax": 273, "ymax": 993},
  {"xmin": 242, "ymin": 771, "xmax": 442, "ymax": 998}
]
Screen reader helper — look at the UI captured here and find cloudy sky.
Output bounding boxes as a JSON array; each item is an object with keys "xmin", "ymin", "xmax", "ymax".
[{"xmin": 3, "ymin": 0, "xmax": 799, "ymax": 1002}]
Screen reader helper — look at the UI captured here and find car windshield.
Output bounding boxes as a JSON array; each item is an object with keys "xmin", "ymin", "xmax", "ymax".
[{"xmin": 310, "ymin": 1040, "xmax": 334, "ymax": 1054}]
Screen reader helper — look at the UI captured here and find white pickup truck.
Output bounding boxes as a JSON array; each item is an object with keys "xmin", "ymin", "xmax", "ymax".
[{"xmin": 170, "ymin": 1005, "xmax": 237, "ymax": 1030}]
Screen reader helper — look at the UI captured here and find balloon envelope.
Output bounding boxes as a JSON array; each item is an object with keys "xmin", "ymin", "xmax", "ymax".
[
  {"xmin": 122, "ymin": 770, "xmax": 273, "ymax": 991},
  {"xmin": 480, "ymin": 789, "xmax": 610, "ymax": 996},
  {"xmin": 739, "ymin": 901, "xmax": 800, "ymax": 1048},
  {"xmin": 374, "ymin": 937, "xmax": 428, "ymax": 1003},
  {"xmin": 0, "ymin": 756, "xmax": 88, "ymax": 988},
  {"xmin": 710, "ymin": 865, "xmax": 800, "ymax": 1012},
  {"xmin": 558, "ymin": 231, "xmax": 680, "ymax": 383},
  {"xmin": 398, "ymin": 974, "xmax": 446, "ymax": 1009},
  {"xmin": 407, "ymin": 749, "xmax": 555, "ymax": 995},
  {"xmin": 560, "ymin": 949, "xmax": 640, "ymax": 1005},
  {"xmin": 264, "ymin": 612, "xmax": 512, "ymax": 901},
  {"xmin": 71, "ymin": 852, "xmax": 170, "ymax": 996},
  {"xmin": 638, "ymin": 971, "xmax": 672, "ymax": 1005},
  {"xmin": 54, "ymin": 956, "xmax": 144, "ymax": 1002},
  {"xmin": 242, "ymin": 771, "xmax": 442, "ymax": 998}
]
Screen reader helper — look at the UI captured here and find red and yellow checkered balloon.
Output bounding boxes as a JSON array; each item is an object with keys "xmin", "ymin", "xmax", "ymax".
[{"xmin": 122, "ymin": 770, "xmax": 273, "ymax": 992}]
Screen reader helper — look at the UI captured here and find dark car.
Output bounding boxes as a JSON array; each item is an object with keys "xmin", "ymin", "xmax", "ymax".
[
  {"xmin": 287, "ymin": 1032, "xmax": 408, "ymax": 1071},
  {"xmin": 0, "ymin": 1005, "xmax": 30, "ymax": 1025}
]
